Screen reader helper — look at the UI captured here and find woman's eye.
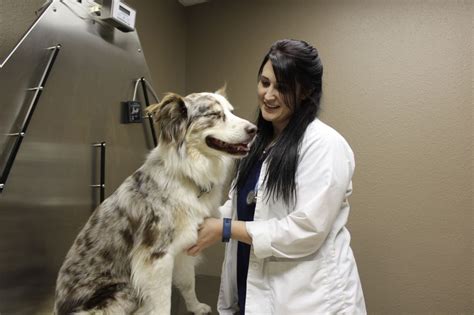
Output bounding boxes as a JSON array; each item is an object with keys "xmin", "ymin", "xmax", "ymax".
[{"xmin": 261, "ymin": 80, "xmax": 270, "ymax": 87}]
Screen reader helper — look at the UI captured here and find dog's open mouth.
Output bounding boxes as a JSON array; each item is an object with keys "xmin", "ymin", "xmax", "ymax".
[{"xmin": 205, "ymin": 136, "xmax": 251, "ymax": 155}]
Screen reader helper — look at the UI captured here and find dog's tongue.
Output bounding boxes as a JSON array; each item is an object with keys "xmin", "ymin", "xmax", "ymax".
[
  {"xmin": 231, "ymin": 143, "xmax": 250, "ymax": 153},
  {"xmin": 224, "ymin": 142, "xmax": 249, "ymax": 155}
]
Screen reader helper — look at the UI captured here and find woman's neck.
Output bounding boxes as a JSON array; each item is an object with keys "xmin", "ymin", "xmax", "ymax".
[{"xmin": 272, "ymin": 124, "xmax": 285, "ymax": 139}]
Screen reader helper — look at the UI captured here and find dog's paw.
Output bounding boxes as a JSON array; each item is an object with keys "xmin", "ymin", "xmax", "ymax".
[{"xmin": 188, "ymin": 302, "xmax": 212, "ymax": 314}]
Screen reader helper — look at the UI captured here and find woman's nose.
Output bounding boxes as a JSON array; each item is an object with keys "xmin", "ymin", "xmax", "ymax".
[{"xmin": 264, "ymin": 87, "xmax": 276, "ymax": 100}]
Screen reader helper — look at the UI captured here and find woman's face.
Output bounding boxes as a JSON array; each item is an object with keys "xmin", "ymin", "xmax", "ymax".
[{"xmin": 257, "ymin": 60, "xmax": 293, "ymax": 135}]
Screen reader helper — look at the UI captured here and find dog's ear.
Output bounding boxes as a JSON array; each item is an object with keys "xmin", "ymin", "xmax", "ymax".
[
  {"xmin": 146, "ymin": 93, "xmax": 187, "ymax": 144},
  {"xmin": 215, "ymin": 83, "xmax": 227, "ymax": 99}
]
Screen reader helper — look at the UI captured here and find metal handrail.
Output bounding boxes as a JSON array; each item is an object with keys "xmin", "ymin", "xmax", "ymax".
[
  {"xmin": 136, "ymin": 77, "xmax": 159, "ymax": 147},
  {"xmin": 91, "ymin": 142, "xmax": 106, "ymax": 204},
  {"xmin": 0, "ymin": 44, "xmax": 61, "ymax": 193},
  {"xmin": 142, "ymin": 78, "xmax": 160, "ymax": 104}
]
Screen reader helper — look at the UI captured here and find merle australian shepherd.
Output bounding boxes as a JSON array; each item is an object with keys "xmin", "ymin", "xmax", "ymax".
[{"xmin": 54, "ymin": 87, "xmax": 256, "ymax": 315}]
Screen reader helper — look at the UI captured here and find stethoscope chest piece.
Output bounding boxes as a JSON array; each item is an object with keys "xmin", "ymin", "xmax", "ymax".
[{"xmin": 246, "ymin": 190, "xmax": 257, "ymax": 205}]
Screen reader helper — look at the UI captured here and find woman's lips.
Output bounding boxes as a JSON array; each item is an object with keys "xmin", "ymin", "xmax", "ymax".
[{"xmin": 263, "ymin": 102, "xmax": 279, "ymax": 111}]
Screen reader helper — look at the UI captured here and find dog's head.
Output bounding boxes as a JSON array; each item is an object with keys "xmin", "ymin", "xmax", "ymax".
[{"xmin": 146, "ymin": 87, "xmax": 257, "ymax": 158}]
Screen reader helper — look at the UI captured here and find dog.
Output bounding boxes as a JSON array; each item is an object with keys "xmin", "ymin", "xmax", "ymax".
[{"xmin": 54, "ymin": 87, "xmax": 257, "ymax": 315}]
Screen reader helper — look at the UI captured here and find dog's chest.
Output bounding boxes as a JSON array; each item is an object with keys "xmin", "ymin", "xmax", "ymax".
[
  {"xmin": 168, "ymin": 192, "xmax": 220, "ymax": 253},
  {"xmin": 169, "ymin": 213, "xmax": 203, "ymax": 254}
]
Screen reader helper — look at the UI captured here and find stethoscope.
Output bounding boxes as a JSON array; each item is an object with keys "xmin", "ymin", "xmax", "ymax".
[{"xmin": 246, "ymin": 181, "xmax": 259, "ymax": 205}]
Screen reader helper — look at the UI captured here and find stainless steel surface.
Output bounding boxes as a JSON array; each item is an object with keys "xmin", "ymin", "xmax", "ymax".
[
  {"xmin": 0, "ymin": 1, "xmax": 52, "ymax": 68},
  {"xmin": 0, "ymin": 0, "xmax": 156, "ymax": 313}
]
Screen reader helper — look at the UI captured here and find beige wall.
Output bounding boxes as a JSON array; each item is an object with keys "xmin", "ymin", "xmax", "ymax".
[
  {"xmin": 185, "ymin": 0, "xmax": 473, "ymax": 314},
  {"xmin": 127, "ymin": 0, "xmax": 187, "ymax": 95}
]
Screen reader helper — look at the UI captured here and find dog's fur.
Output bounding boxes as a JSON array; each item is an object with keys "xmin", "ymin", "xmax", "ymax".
[{"xmin": 54, "ymin": 88, "xmax": 256, "ymax": 315}]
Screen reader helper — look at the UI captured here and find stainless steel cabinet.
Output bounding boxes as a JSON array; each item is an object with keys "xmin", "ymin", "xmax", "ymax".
[{"xmin": 0, "ymin": 1, "xmax": 155, "ymax": 313}]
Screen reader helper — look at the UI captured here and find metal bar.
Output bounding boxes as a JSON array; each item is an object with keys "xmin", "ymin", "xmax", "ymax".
[
  {"xmin": 132, "ymin": 78, "xmax": 141, "ymax": 101},
  {"xmin": 4, "ymin": 132, "xmax": 25, "ymax": 137},
  {"xmin": 99, "ymin": 141, "xmax": 105, "ymax": 203},
  {"xmin": 27, "ymin": 87, "xmax": 44, "ymax": 91},
  {"xmin": 90, "ymin": 142, "xmax": 106, "ymax": 203},
  {"xmin": 0, "ymin": 44, "xmax": 61, "ymax": 193},
  {"xmin": 20, "ymin": 45, "xmax": 61, "ymax": 134},
  {"xmin": 140, "ymin": 77, "xmax": 151, "ymax": 107},
  {"xmin": 90, "ymin": 142, "xmax": 105, "ymax": 203},
  {"xmin": 140, "ymin": 77, "xmax": 158, "ymax": 147}
]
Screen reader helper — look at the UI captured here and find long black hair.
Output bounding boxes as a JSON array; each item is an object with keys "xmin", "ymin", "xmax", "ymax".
[{"xmin": 235, "ymin": 39, "xmax": 323, "ymax": 206}]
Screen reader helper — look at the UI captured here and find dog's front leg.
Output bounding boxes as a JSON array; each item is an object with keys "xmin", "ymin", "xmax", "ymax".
[
  {"xmin": 173, "ymin": 253, "xmax": 212, "ymax": 314},
  {"xmin": 132, "ymin": 251, "xmax": 174, "ymax": 315}
]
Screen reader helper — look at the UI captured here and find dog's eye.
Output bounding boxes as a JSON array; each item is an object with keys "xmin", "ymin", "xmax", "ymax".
[{"xmin": 204, "ymin": 112, "xmax": 222, "ymax": 118}]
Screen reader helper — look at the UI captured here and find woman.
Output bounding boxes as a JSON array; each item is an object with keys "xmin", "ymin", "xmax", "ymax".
[{"xmin": 187, "ymin": 39, "xmax": 366, "ymax": 314}]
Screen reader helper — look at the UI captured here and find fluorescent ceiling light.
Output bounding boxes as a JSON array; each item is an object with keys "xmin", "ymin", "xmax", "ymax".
[{"xmin": 178, "ymin": 0, "xmax": 209, "ymax": 6}]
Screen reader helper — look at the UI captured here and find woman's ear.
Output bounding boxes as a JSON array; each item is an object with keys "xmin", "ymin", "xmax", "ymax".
[
  {"xmin": 146, "ymin": 93, "xmax": 188, "ymax": 143},
  {"xmin": 215, "ymin": 83, "xmax": 228, "ymax": 99}
]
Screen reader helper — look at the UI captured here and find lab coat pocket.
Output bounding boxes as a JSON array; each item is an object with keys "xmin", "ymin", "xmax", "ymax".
[{"xmin": 266, "ymin": 259, "xmax": 328, "ymax": 315}]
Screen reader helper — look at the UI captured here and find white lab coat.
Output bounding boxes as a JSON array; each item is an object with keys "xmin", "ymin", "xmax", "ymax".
[{"xmin": 217, "ymin": 119, "xmax": 367, "ymax": 315}]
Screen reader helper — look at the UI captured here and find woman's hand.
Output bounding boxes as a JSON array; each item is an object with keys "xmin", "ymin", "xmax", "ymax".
[{"xmin": 187, "ymin": 217, "xmax": 222, "ymax": 256}]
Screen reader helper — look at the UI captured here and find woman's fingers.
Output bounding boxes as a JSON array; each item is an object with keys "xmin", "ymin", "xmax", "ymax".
[
  {"xmin": 186, "ymin": 217, "xmax": 222, "ymax": 256},
  {"xmin": 187, "ymin": 244, "xmax": 200, "ymax": 256}
]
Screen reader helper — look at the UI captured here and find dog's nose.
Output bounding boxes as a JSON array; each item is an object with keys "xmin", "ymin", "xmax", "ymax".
[{"xmin": 246, "ymin": 124, "xmax": 257, "ymax": 136}]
